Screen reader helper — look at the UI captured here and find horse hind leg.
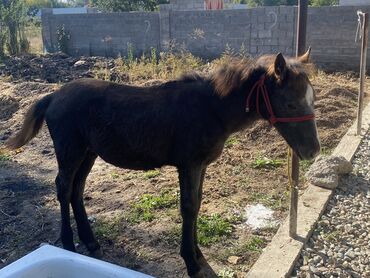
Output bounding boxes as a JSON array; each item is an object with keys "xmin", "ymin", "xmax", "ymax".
[
  {"xmin": 70, "ymin": 151, "xmax": 102, "ymax": 258},
  {"xmin": 56, "ymin": 169, "xmax": 78, "ymax": 252},
  {"xmin": 54, "ymin": 137, "xmax": 87, "ymax": 252}
]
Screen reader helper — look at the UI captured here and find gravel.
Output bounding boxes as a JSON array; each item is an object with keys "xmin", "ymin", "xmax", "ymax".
[{"xmin": 293, "ymin": 130, "xmax": 370, "ymax": 278}]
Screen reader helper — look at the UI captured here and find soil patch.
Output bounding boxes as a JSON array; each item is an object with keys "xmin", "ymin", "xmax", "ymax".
[{"xmin": 0, "ymin": 56, "xmax": 368, "ymax": 277}]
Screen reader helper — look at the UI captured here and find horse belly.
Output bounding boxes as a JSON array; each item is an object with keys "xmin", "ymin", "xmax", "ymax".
[
  {"xmin": 99, "ymin": 153, "xmax": 165, "ymax": 170},
  {"xmin": 91, "ymin": 140, "xmax": 169, "ymax": 170}
]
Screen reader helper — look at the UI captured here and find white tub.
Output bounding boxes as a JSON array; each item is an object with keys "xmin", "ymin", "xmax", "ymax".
[{"xmin": 0, "ymin": 245, "xmax": 154, "ymax": 278}]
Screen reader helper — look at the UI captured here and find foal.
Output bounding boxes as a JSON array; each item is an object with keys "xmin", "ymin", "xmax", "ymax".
[{"xmin": 6, "ymin": 50, "xmax": 320, "ymax": 277}]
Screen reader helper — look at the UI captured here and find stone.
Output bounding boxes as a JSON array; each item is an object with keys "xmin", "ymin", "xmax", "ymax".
[
  {"xmin": 344, "ymin": 250, "xmax": 356, "ymax": 259},
  {"xmin": 305, "ymin": 155, "xmax": 353, "ymax": 189},
  {"xmin": 74, "ymin": 60, "xmax": 87, "ymax": 67},
  {"xmin": 309, "ymin": 265, "xmax": 319, "ymax": 274},
  {"xmin": 227, "ymin": 256, "xmax": 241, "ymax": 265},
  {"xmin": 300, "ymin": 265, "xmax": 310, "ymax": 271}
]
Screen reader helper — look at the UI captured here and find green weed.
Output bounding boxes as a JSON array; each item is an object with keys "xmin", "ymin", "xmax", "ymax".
[
  {"xmin": 225, "ymin": 136, "xmax": 239, "ymax": 148},
  {"xmin": 143, "ymin": 169, "xmax": 161, "ymax": 179},
  {"xmin": 111, "ymin": 172, "xmax": 120, "ymax": 179},
  {"xmin": 252, "ymin": 156, "xmax": 283, "ymax": 169},
  {"xmin": 244, "ymin": 236, "xmax": 265, "ymax": 252},
  {"xmin": 320, "ymin": 147, "xmax": 332, "ymax": 156},
  {"xmin": 126, "ymin": 190, "xmax": 178, "ymax": 223},
  {"xmin": 218, "ymin": 269, "xmax": 236, "ymax": 278},
  {"xmin": 93, "ymin": 216, "xmax": 121, "ymax": 240},
  {"xmin": 249, "ymin": 191, "xmax": 289, "ymax": 210},
  {"xmin": 323, "ymin": 230, "xmax": 340, "ymax": 242},
  {"xmin": 299, "ymin": 159, "xmax": 314, "ymax": 172},
  {"xmin": 0, "ymin": 152, "xmax": 11, "ymax": 163},
  {"xmin": 197, "ymin": 214, "xmax": 233, "ymax": 246}
]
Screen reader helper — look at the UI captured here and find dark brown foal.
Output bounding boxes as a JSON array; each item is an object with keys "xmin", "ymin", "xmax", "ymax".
[{"xmin": 6, "ymin": 50, "xmax": 319, "ymax": 277}]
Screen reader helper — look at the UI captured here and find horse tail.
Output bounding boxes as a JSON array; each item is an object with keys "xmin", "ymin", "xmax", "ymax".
[{"xmin": 6, "ymin": 94, "xmax": 53, "ymax": 150}]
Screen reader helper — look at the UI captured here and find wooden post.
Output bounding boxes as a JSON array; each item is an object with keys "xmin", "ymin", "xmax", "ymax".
[
  {"xmin": 357, "ymin": 12, "xmax": 368, "ymax": 136},
  {"xmin": 289, "ymin": 152, "xmax": 299, "ymax": 237},
  {"xmin": 289, "ymin": 0, "xmax": 308, "ymax": 238}
]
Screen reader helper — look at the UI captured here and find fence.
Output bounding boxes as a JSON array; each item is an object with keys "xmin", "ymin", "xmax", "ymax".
[{"xmin": 42, "ymin": 5, "xmax": 370, "ymax": 71}]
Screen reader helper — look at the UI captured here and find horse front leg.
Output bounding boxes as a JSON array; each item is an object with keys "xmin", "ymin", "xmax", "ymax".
[
  {"xmin": 194, "ymin": 168, "xmax": 206, "ymax": 260},
  {"xmin": 193, "ymin": 168, "xmax": 217, "ymax": 278},
  {"xmin": 178, "ymin": 165, "xmax": 208, "ymax": 278}
]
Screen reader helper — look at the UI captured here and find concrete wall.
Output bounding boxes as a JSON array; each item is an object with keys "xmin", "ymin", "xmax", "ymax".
[
  {"xmin": 307, "ymin": 5, "xmax": 370, "ymax": 70},
  {"xmin": 42, "ymin": 5, "xmax": 370, "ymax": 71},
  {"xmin": 42, "ymin": 10, "xmax": 160, "ymax": 56},
  {"xmin": 169, "ymin": 7, "xmax": 295, "ymax": 58},
  {"xmin": 170, "ymin": 0, "xmax": 204, "ymax": 10},
  {"xmin": 340, "ymin": 0, "xmax": 370, "ymax": 5}
]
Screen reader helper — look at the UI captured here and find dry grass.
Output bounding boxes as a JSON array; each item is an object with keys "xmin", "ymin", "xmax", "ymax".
[
  {"xmin": 94, "ymin": 48, "xmax": 204, "ymax": 83},
  {"xmin": 25, "ymin": 21, "xmax": 43, "ymax": 54},
  {"xmin": 0, "ymin": 50, "xmax": 368, "ymax": 277}
]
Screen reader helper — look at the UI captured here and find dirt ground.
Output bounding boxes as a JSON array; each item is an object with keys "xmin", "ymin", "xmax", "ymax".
[{"xmin": 0, "ymin": 54, "xmax": 367, "ymax": 277}]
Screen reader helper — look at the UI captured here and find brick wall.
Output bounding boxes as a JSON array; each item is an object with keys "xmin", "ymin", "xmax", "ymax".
[
  {"xmin": 42, "ymin": 10, "xmax": 160, "ymax": 57},
  {"xmin": 169, "ymin": 7, "xmax": 295, "ymax": 58},
  {"xmin": 42, "ymin": 5, "xmax": 370, "ymax": 71},
  {"xmin": 307, "ymin": 6, "xmax": 370, "ymax": 71}
]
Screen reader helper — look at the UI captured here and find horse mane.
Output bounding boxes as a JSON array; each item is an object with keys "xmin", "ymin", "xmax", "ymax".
[
  {"xmin": 211, "ymin": 58, "xmax": 256, "ymax": 97},
  {"xmin": 178, "ymin": 72, "xmax": 205, "ymax": 83},
  {"xmin": 211, "ymin": 55, "xmax": 315, "ymax": 97}
]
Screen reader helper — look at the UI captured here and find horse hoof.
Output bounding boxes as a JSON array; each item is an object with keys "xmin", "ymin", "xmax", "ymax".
[
  {"xmin": 197, "ymin": 259, "xmax": 218, "ymax": 278},
  {"xmin": 190, "ymin": 269, "xmax": 206, "ymax": 278},
  {"xmin": 201, "ymin": 267, "xmax": 218, "ymax": 278},
  {"xmin": 89, "ymin": 248, "xmax": 103, "ymax": 259},
  {"xmin": 198, "ymin": 256, "xmax": 208, "ymax": 266}
]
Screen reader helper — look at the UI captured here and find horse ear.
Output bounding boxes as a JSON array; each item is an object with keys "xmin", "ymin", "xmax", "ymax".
[
  {"xmin": 299, "ymin": 46, "xmax": 311, "ymax": 63},
  {"xmin": 274, "ymin": 53, "xmax": 286, "ymax": 80}
]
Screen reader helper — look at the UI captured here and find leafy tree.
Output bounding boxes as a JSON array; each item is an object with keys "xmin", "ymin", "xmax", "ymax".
[
  {"xmin": 90, "ymin": 0, "xmax": 168, "ymax": 12},
  {"xmin": 65, "ymin": 0, "xmax": 88, "ymax": 7},
  {"xmin": 25, "ymin": 0, "xmax": 69, "ymax": 16},
  {"xmin": 310, "ymin": 0, "xmax": 338, "ymax": 6},
  {"xmin": 246, "ymin": 0, "xmax": 295, "ymax": 6},
  {"xmin": 0, "ymin": 0, "xmax": 29, "ymax": 56},
  {"xmin": 246, "ymin": 0, "xmax": 338, "ymax": 6}
]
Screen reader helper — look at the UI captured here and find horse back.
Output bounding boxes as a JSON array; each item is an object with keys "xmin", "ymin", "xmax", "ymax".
[{"xmin": 44, "ymin": 78, "xmax": 226, "ymax": 170}]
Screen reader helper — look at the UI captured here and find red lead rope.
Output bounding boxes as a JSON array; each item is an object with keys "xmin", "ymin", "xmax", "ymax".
[{"xmin": 245, "ymin": 75, "xmax": 315, "ymax": 125}]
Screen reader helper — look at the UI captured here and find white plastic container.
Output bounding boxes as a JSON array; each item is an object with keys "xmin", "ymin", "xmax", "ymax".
[{"xmin": 0, "ymin": 245, "xmax": 154, "ymax": 278}]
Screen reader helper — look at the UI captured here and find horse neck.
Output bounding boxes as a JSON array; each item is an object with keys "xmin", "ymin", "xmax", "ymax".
[{"xmin": 214, "ymin": 68, "xmax": 266, "ymax": 135}]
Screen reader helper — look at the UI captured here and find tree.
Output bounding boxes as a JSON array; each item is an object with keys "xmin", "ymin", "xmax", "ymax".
[
  {"xmin": 0, "ymin": 0, "xmax": 30, "ymax": 56},
  {"xmin": 90, "ymin": 0, "xmax": 167, "ymax": 12},
  {"xmin": 310, "ymin": 0, "xmax": 338, "ymax": 6},
  {"xmin": 25, "ymin": 0, "xmax": 69, "ymax": 16},
  {"xmin": 246, "ymin": 0, "xmax": 295, "ymax": 6},
  {"xmin": 246, "ymin": 0, "xmax": 338, "ymax": 6}
]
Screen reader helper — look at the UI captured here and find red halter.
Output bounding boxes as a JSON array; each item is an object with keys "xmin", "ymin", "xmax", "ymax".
[{"xmin": 245, "ymin": 75, "xmax": 315, "ymax": 125}]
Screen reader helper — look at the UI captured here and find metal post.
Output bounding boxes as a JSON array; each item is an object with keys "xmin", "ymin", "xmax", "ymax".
[
  {"xmin": 357, "ymin": 12, "xmax": 368, "ymax": 136},
  {"xmin": 289, "ymin": 0, "xmax": 308, "ymax": 238}
]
